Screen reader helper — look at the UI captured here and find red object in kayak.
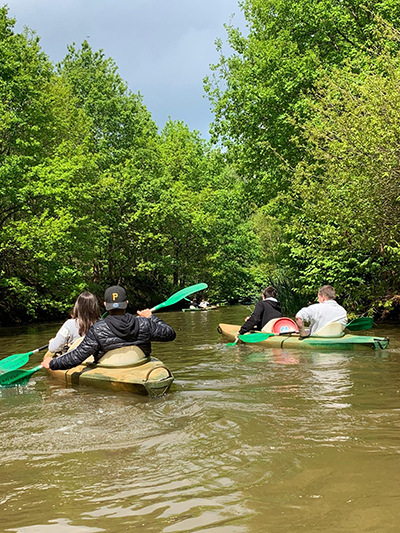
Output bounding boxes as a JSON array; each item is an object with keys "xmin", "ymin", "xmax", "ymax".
[{"xmin": 271, "ymin": 318, "xmax": 298, "ymax": 334}]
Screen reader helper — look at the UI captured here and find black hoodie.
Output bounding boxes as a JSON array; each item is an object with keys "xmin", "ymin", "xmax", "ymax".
[
  {"xmin": 104, "ymin": 313, "xmax": 140, "ymax": 339},
  {"xmin": 238, "ymin": 298, "xmax": 283, "ymax": 335}
]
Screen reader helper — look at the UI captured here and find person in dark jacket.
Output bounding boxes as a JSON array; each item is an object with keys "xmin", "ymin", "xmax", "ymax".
[
  {"xmin": 236, "ymin": 286, "xmax": 282, "ymax": 338},
  {"xmin": 41, "ymin": 285, "xmax": 176, "ymax": 371}
]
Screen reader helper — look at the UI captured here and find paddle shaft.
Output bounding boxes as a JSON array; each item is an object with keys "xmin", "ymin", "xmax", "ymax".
[{"xmin": 32, "ymin": 345, "xmax": 49, "ymax": 354}]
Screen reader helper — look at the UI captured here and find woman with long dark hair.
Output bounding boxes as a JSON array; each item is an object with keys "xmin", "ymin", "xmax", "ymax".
[{"xmin": 48, "ymin": 292, "xmax": 100, "ymax": 353}]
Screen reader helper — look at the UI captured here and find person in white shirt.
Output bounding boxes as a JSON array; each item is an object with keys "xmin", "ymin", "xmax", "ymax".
[
  {"xmin": 295, "ymin": 285, "xmax": 347, "ymax": 337},
  {"xmin": 48, "ymin": 292, "xmax": 100, "ymax": 353}
]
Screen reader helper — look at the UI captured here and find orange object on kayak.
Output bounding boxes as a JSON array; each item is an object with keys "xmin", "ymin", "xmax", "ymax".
[{"xmin": 270, "ymin": 317, "xmax": 298, "ymax": 334}]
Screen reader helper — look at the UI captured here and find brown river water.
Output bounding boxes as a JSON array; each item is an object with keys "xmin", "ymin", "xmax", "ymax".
[{"xmin": 0, "ymin": 306, "xmax": 399, "ymax": 533}]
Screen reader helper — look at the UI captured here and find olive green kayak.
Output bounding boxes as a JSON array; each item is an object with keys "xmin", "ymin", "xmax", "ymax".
[
  {"xmin": 44, "ymin": 344, "xmax": 174, "ymax": 397},
  {"xmin": 218, "ymin": 323, "xmax": 390, "ymax": 350}
]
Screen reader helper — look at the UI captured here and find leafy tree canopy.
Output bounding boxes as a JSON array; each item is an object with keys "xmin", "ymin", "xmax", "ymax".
[{"xmin": 205, "ymin": 0, "xmax": 400, "ymax": 203}]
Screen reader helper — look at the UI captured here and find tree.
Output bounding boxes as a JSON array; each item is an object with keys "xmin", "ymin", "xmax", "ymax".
[
  {"xmin": 284, "ymin": 48, "xmax": 400, "ymax": 312},
  {"xmin": 58, "ymin": 41, "xmax": 158, "ymax": 170},
  {"xmin": 57, "ymin": 41, "xmax": 170, "ymax": 305},
  {"xmin": 0, "ymin": 7, "xmax": 99, "ymax": 321},
  {"xmin": 205, "ymin": 0, "xmax": 400, "ymax": 203}
]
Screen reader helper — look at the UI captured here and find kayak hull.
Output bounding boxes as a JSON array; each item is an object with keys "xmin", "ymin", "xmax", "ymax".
[
  {"xmin": 218, "ymin": 324, "xmax": 390, "ymax": 351},
  {"xmin": 44, "ymin": 354, "xmax": 174, "ymax": 397}
]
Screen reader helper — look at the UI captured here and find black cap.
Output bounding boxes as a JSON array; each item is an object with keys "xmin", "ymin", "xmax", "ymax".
[{"xmin": 104, "ymin": 285, "xmax": 128, "ymax": 310}]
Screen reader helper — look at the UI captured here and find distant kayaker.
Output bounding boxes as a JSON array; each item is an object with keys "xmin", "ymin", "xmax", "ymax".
[
  {"xmin": 189, "ymin": 297, "xmax": 199, "ymax": 309},
  {"xmin": 42, "ymin": 285, "xmax": 176, "ymax": 371},
  {"xmin": 48, "ymin": 292, "xmax": 100, "ymax": 353},
  {"xmin": 295, "ymin": 285, "xmax": 347, "ymax": 337},
  {"xmin": 236, "ymin": 286, "xmax": 283, "ymax": 338},
  {"xmin": 199, "ymin": 299, "xmax": 209, "ymax": 308}
]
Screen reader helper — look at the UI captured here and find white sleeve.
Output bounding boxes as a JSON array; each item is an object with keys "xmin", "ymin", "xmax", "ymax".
[
  {"xmin": 49, "ymin": 324, "xmax": 72, "ymax": 353},
  {"xmin": 296, "ymin": 306, "xmax": 312, "ymax": 323}
]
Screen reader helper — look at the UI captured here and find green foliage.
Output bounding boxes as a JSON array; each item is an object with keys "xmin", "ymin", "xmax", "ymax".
[
  {"xmin": 0, "ymin": 7, "xmax": 264, "ymax": 322},
  {"xmin": 58, "ymin": 41, "xmax": 158, "ymax": 169},
  {"xmin": 0, "ymin": 8, "xmax": 99, "ymax": 321},
  {"xmin": 286, "ymin": 48, "xmax": 400, "ymax": 312},
  {"xmin": 5, "ymin": 2, "xmax": 400, "ymax": 322},
  {"xmin": 204, "ymin": 0, "xmax": 400, "ymax": 315},
  {"xmin": 88, "ymin": 120, "xmax": 259, "ymax": 307},
  {"xmin": 205, "ymin": 0, "xmax": 400, "ymax": 204}
]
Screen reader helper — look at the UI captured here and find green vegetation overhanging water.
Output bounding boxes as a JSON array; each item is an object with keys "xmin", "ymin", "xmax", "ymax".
[
  {"xmin": 1, "ymin": 306, "xmax": 400, "ymax": 532},
  {"xmin": 3, "ymin": 3, "xmax": 400, "ymax": 324}
]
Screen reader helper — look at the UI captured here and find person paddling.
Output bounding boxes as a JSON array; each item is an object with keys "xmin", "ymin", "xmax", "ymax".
[
  {"xmin": 48, "ymin": 292, "xmax": 100, "ymax": 353},
  {"xmin": 295, "ymin": 285, "xmax": 347, "ymax": 337},
  {"xmin": 42, "ymin": 285, "xmax": 176, "ymax": 371},
  {"xmin": 236, "ymin": 286, "xmax": 283, "ymax": 339}
]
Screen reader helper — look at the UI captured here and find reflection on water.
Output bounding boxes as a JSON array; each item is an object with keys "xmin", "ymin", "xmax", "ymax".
[
  {"xmin": 1, "ymin": 309, "xmax": 400, "ymax": 532},
  {"xmin": 6, "ymin": 519, "xmax": 104, "ymax": 533}
]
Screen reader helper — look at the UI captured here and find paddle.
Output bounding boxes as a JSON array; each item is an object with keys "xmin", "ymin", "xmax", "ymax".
[
  {"xmin": 226, "ymin": 339, "xmax": 239, "ymax": 347},
  {"xmin": 0, "ymin": 345, "xmax": 48, "ymax": 373},
  {"xmin": 238, "ymin": 333, "xmax": 277, "ymax": 343},
  {"xmin": 0, "ymin": 365, "xmax": 43, "ymax": 387},
  {"xmin": 100, "ymin": 283, "xmax": 208, "ymax": 318},
  {"xmin": 150, "ymin": 283, "xmax": 208, "ymax": 312},
  {"xmin": 346, "ymin": 317, "xmax": 374, "ymax": 331},
  {"xmin": 227, "ymin": 331, "xmax": 284, "ymax": 346}
]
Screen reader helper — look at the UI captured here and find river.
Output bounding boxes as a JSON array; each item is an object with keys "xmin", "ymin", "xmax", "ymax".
[{"xmin": 0, "ymin": 306, "xmax": 399, "ymax": 532}]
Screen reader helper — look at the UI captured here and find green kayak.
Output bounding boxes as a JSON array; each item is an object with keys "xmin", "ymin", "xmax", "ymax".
[{"xmin": 218, "ymin": 323, "xmax": 390, "ymax": 350}]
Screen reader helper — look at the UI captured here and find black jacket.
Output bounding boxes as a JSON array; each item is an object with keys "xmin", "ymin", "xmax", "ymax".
[
  {"xmin": 238, "ymin": 299, "xmax": 282, "ymax": 335},
  {"xmin": 49, "ymin": 313, "xmax": 176, "ymax": 371}
]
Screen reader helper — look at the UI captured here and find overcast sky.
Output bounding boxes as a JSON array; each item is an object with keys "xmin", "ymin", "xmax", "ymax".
[{"xmin": 8, "ymin": 0, "xmax": 247, "ymax": 139}]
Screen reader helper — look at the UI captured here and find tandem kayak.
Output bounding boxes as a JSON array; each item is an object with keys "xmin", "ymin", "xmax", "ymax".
[
  {"xmin": 44, "ymin": 343, "xmax": 174, "ymax": 397},
  {"xmin": 218, "ymin": 323, "xmax": 390, "ymax": 350}
]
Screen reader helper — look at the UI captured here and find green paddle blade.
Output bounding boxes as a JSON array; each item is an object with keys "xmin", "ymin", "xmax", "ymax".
[
  {"xmin": 0, "ymin": 344, "xmax": 48, "ymax": 373},
  {"xmin": 238, "ymin": 333, "xmax": 275, "ymax": 343},
  {"xmin": 0, "ymin": 352, "xmax": 30, "ymax": 372},
  {"xmin": 151, "ymin": 283, "xmax": 208, "ymax": 311},
  {"xmin": 0, "ymin": 365, "xmax": 43, "ymax": 387},
  {"xmin": 346, "ymin": 317, "xmax": 374, "ymax": 331}
]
